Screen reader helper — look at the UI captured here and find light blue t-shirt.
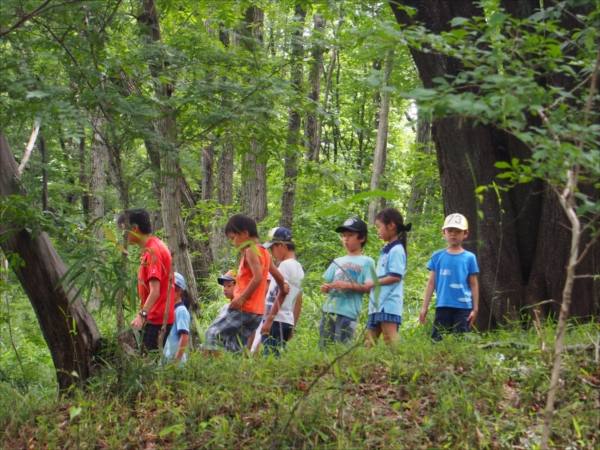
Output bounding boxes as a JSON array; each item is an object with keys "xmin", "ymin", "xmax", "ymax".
[
  {"xmin": 322, "ymin": 255, "xmax": 375, "ymax": 320},
  {"xmin": 368, "ymin": 240, "xmax": 406, "ymax": 316},
  {"xmin": 164, "ymin": 302, "xmax": 190, "ymax": 363},
  {"xmin": 427, "ymin": 249, "xmax": 479, "ymax": 310}
]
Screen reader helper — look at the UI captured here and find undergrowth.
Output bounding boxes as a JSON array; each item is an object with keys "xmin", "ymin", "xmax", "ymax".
[{"xmin": 1, "ymin": 322, "xmax": 598, "ymax": 449}]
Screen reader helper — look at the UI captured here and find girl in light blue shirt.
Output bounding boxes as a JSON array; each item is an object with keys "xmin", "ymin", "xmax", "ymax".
[{"xmin": 364, "ymin": 208, "xmax": 411, "ymax": 347}]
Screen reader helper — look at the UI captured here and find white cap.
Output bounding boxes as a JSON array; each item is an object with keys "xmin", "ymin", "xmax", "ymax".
[{"xmin": 442, "ymin": 213, "xmax": 469, "ymax": 231}]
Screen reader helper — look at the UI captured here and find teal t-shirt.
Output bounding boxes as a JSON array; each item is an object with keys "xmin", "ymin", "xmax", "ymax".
[{"xmin": 322, "ymin": 255, "xmax": 375, "ymax": 320}]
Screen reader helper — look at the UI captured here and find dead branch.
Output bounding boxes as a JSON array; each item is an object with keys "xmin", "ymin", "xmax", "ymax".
[{"xmin": 17, "ymin": 122, "xmax": 40, "ymax": 174}]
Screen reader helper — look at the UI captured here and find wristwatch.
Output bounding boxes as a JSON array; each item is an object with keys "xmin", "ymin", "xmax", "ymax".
[{"xmin": 138, "ymin": 310, "xmax": 148, "ymax": 319}]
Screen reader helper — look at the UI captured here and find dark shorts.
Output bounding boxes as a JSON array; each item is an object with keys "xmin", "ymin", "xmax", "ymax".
[
  {"xmin": 432, "ymin": 307, "xmax": 471, "ymax": 341},
  {"xmin": 262, "ymin": 321, "xmax": 294, "ymax": 356},
  {"xmin": 141, "ymin": 323, "xmax": 173, "ymax": 353},
  {"xmin": 366, "ymin": 310, "xmax": 401, "ymax": 331},
  {"xmin": 205, "ymin": 309, "xmax": 262, "ymax": 352},
  {"xmin": 319, "ymin": 313, "xmax": 357, "ymax": 348}
]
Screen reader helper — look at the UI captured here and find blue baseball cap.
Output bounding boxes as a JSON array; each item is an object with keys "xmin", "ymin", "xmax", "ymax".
[
  {"xmin": 174, "ymin": 272, "xmax": 186, "ymax": 290},
  {"xmin": 217, "ymin": 271, "xmax": 236, "ymax": 285},
  {"xmin": 264, "ymin": 227, "xmax": 293, "ymax": 249}
]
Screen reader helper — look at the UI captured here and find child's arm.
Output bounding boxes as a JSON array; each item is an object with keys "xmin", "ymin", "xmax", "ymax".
[
  {"xmin": 364, "ymin": 275, "xmax": 402, "ymax": 290},
  {"xmin": 329, "ymin": 280, "xmax": 370, "ymax": 294},
  {"xmin": 420, "ymin": 271, "xmax": 436, "ymax": 324},
  {"xmin": 262, "ymin": 262, "xmax": 288, "ymax": 333},
  {"xmin": 230, "ymin": 249, "xmax": 263, "ymax": 310},
  {"xmin": 467, "ymin": 274, "xmax": 479, "ymax": 329},
  {"xmin": 175, "ymin": 333, "xmax": 189, "ymax": 361}
]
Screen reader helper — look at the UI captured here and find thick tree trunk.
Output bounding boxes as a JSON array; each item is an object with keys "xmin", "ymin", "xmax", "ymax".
[
  {"xmin": 0, "ymin": 133, "xmax": 101, "ymax": 392},
  {"xmin": 280, "ymin": 4, "xmax": 306, "ymax": 230},
  {"xmin": 367, "ymin": 50, "xmax": 394, "ymax": 225},
  {"xmin": 407, "ymin": 111, "xmax": 433, "ymax": 216},
  {"xmin": 390, "ymin": 0, "xmax": 599, "ymax": 328},
  {"xmin": 304, "ymin": 14, "xmax": 326, "ymax": 161}
]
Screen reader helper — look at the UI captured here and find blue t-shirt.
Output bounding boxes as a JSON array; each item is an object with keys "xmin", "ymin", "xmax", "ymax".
[
  {"xmin": 427, "ymin": 249, "xmax": 479, "ymax": 310},
  {"xmin": 322, "ymin": 255, "xmax": 375, "ymax": 320},
  {"xmin": 369, "ymin": 240, "xmax": 406, "ymax": 316},
  {"xmin": 164, "ymin": 302, "xmax": 190, "ymax": 363}
]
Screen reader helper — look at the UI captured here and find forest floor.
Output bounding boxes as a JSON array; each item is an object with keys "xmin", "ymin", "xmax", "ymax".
[{"xmin": 1, "ymin": 323, "xmax": 599, "ymax": 449}]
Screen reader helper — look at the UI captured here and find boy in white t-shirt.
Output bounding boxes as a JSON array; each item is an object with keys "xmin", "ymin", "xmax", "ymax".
[{"xmin": 261, "ymin": 227, "xmax": 304, "ymax": 356}]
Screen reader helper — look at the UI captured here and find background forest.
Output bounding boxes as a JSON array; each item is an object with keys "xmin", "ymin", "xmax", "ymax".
[{"xmin": 0, "ymin": 0, "xmax": 598, "ymax": 448}]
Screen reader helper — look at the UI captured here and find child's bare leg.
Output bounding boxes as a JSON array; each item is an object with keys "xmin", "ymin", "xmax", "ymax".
[
  {"xmin": 380, "ymin": 322, "xmax": 398, "ymax": 346},
  {"xmin": 365, "ymin": 327, "xmax": 381, "ymax": 348},
  {"xmin": 202, "ymin": 349, "xmax": 221, "ymax": 357}
]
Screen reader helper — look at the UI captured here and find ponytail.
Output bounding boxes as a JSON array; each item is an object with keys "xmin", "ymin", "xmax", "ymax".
[{"xmin": 375, "ymin": 207, "xmax": 411, "ymax": 255}]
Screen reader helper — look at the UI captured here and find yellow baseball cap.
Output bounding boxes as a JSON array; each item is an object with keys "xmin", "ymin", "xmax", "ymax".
[{"xmin": 442, "ymin": 213, "xmax": 469, "ymax": 231}]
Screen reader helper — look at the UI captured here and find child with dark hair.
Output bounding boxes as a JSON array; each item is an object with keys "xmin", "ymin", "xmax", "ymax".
[
  {"xmin": 364, "ymin": 208, "xmax": 411, "ymax": 347},
  {"xmin": 204, "ymin": 214, "xmax": 287, "ymax": 355},
  {"xmin": 119, "ymin": 208, "xmax": 175, "ymax": 353},
  {"xmin": 319, "ymin": 217, "xmax": 375, "ymax": 347},
  {"xmin": 164, "ymin": 272, "xmax": 191, "ymax": 363}
]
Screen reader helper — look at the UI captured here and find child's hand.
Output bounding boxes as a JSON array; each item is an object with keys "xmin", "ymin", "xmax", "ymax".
[
  {"xmin": 320, "ymin": 284, "xmax": 331, "ymax": 293},
  {"xmin": 283, "ymin": 282, "xmax": 290, "ymax": 295},
  {"xmin": 364, "ymin": 280, "xmax": 375, "ymax": 291},
  {"xmin": 467, "ymin": 310, "xmax": 478, "ymax": 329},
  {"xmin": 230, "ymin": 296, "xmax": 245, "ymax": 310},
  {"xmin": 419, "ymin": 307, "xmax": 428, "ymax": 324},
  {"xmin": 329, "ymin": 281, "xmax": 348, "ymax": 291},
  {"xmin": 261, "ymin": 318, "xmax": 273, "ymax": 335}
]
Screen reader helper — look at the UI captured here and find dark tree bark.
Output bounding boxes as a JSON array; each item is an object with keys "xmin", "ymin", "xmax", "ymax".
[
  {"xmin": 280, "ymin": 4, "xmax": 307, "ymax": 230},
  {"xmin": 390, "ymin": 0, "xmax": 599, "ymax": 328},
  {"xmin": 0, "ymin": 133, "xmax": 101, "ymax": 392}
]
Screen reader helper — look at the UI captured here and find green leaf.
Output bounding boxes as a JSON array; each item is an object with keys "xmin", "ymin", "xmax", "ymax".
[
  {"xmin": 69, "ymin": 406, "xmax": 82, "ymax": 421},
  {"xmin": 450, "ymin": 17, "xmax": 469, "ymax": 27}
]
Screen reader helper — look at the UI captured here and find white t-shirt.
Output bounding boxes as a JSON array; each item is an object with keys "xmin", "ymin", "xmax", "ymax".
[{"xmin": 265, "ymin": 259, "xmax": 304, "ymax": 325}]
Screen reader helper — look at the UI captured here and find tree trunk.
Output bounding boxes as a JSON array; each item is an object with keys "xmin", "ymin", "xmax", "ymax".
[
  {"xmin": 90, "ymin": 116, "xmax": 107, "ymax": 238},
  {"xmin": 280, "ymin": 4, "xmax": 306, "ymax": 230},
  {"xmin": 367, "ymin": 49, "xmax": 394, "ymax": 225},
  {"xmin": 0, "ymin": 133, "xmax": 101, "ymax": 392},
  {"xmin": 40, "ymin": 134, "xmax": 49, "ymax": 212},
  {"xmin": 240, "ymin": 6, "xmax": 268, "ymax": 222},
  {"xmin": 242, "ymin": 141, "xmax": 268, "ymax": 222},
  {"xmin": 214, "ymin": 138, "xmax": 234, "ymax": 257},
  {"xmin": 138, "ymin": 0, "xmax": 198, "ymax": 307},
  {"xmin": 407, "ymin": 110, "xmax": 433, "ymax": 216},
  {"xmin": 77, "ymin": 137, "xmax": 89, "ymax": 216},
  {"xmin": 390, "ymin": 0, "xmax": 600, "ymax": 328},
  {"xmin": 304, "ymin": 14, "xmax": 326, "ymax": 161}
]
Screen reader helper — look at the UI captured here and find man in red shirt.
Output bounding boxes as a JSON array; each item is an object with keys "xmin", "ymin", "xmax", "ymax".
[{"xmin": 118, "ymin": 208, "xmax": 175, "ymax": 353}]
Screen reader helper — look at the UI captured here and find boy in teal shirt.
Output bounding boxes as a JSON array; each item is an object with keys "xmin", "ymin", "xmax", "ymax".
[{"xmin": 319, "ymin": 217, "xmax": 375, "ymax": 347}]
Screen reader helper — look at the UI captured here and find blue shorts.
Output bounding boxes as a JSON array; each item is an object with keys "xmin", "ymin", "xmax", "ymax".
[
  {"xmin": 366, "ymin": 310, "xmax": 401, "ymax": 331},
  {"xmin": 432, "ymin": 307, "xmax": 471, "ymax": 341},
  {"xmin": 319, "ymin": 313, "xmax": 357, "ymax": 348}
]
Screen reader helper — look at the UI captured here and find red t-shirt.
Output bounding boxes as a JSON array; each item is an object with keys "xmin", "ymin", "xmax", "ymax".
[
  {"xmin": 234, "ymin": 244, "xmax": 271, "ymax": 315},
  {"xmin": 138, "ymin": 236, "xmax": 175, "ymax": 325}
]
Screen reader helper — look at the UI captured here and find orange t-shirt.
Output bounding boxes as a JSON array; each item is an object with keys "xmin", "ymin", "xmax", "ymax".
[
  {"xmin": 138, "ymin": 236, "xmax": 176, "ymax": 325},
  {"xmin": 234, "ymin": 244, "xmax": 271, "ymax": 315}
]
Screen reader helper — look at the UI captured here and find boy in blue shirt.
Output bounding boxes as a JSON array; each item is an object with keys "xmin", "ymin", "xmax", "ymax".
[
  {"xmin": 420, "ymin": 213, "xmax": 479, "ymax": 341},
  {"xmin": 319, "ymin": 217, "xmax": 375, "ymax": 347}
]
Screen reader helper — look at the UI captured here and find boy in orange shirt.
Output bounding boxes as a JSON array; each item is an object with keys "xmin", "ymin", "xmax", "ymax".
[{"xmin": 204, "ymin": 214, "xmax": 287, "ymax": 355}]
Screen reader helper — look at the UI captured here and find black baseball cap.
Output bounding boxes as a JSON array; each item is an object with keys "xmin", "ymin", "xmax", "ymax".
[{"xmin": 335, "ymin": 217, "xmax": 368, "ymax": 234}]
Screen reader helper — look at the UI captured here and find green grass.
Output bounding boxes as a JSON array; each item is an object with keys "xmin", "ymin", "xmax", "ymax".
[{"xmin": 1, "ymin": 321, "xmax": 598, "ymax": 449}]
